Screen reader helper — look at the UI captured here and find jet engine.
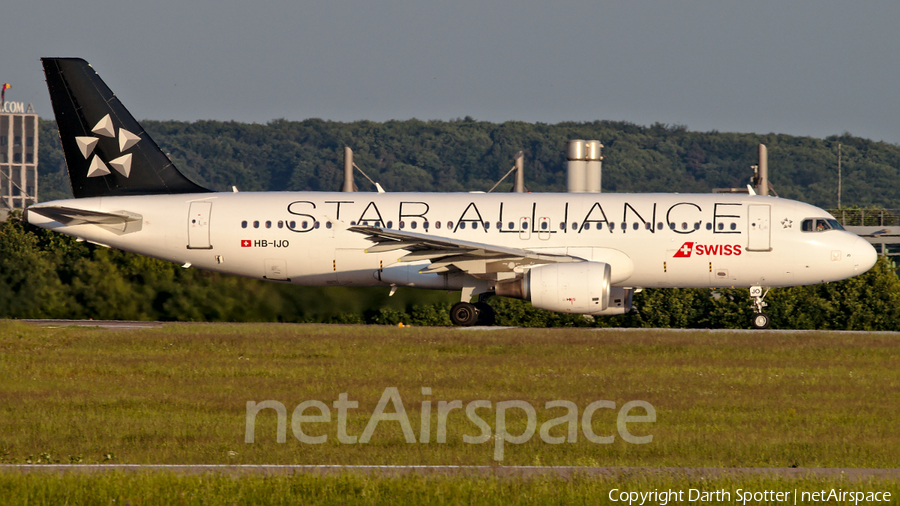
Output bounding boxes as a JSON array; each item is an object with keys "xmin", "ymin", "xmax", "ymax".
[
  {"xmin": 496, "ymin": 262, "xmax": 615, "ymax": 314},
  {"xmin": 595, "ymin": 286, "xmax": 634, "ymax": 315}
]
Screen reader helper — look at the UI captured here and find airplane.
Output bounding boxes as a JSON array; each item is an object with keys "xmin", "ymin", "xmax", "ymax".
[{"xmin": 26, "ymin": 58, "xmax": 878, "ymax": 329}]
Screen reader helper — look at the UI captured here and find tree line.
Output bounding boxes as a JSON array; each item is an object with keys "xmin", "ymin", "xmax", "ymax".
[{"xmin": 37, "ymin": 118, "xmax": 900, "ymax": 209}]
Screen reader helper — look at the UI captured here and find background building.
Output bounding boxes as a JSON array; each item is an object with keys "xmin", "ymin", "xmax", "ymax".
[{"xmin": 0, "ymin": 100, "xmax": 38, "ymax": 220}]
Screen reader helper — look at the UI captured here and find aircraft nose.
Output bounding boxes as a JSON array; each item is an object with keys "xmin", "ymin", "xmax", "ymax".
[{"xmin": 851, "ymin": 237, "xmax": 878, "ymax": 273}]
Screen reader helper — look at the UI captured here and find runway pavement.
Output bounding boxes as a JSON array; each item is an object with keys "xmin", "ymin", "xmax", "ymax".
[
  {"xmin": 2, "ymin": 464, "xmax": 899, "ymax": 479},
  {"xmin": 15, "ymin": 319, "xmax": 900, "ymax": 335}
]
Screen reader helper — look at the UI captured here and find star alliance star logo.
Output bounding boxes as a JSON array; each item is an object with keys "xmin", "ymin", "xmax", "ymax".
[
  {"xmin": 781, "ymin": 218, "xmax": 793, "ymax": 229},
  {"xmin": 74, "ymin": 114, "xmax": 141, "ymax": 178}
]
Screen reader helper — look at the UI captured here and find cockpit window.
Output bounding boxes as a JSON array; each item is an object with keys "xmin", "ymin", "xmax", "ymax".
[{"xmin": 801, "ymin": 218, "xmax": 845, "ymax": 232}]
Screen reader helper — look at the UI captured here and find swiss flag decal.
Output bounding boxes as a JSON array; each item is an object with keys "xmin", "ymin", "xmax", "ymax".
[
  {"xmin": 673, "ymin": 242, "xmax": 694, "ymax": 258},
  {"xmin": 241, "ymin": 240, "xmax": 251, "ymax": 247}
]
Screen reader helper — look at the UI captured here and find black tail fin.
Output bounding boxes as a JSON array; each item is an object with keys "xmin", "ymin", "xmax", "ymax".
[{"xmin": 41, "ymin": 58, "xmax": 210, "ymax": 198}]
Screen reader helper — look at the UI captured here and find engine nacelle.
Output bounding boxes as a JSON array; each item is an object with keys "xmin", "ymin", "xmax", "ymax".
[
  {"xmin": 497, "ymin": 262, "xmax": 612, "ymax": 314},
  {"xmin": 592, "ymin": 287, "xmax": 634, "ymax": 315}
]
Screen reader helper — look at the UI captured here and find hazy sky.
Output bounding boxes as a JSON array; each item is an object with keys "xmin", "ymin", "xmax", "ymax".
[{"xmin": 3, "ymin": 1, "xmax": 899, "ymax": 143}]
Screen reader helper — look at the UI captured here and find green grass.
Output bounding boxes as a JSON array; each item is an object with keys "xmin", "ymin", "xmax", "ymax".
[
  {"xmin": 0, "ymin": 473, "xmax": 897, "ymax": 505},
  {"xmin": 0, "ymin": 322, "xmax": 898, "ymax": 469}
]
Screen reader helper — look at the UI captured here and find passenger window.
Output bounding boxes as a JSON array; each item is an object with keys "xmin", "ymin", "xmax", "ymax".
[
  {"xmin": 471, "ymin": 222, "xmax": 478, "ymax": 230},
  {"xmin": 484, "ymin": 222, "xmax": 490, "ymax": 230},
  {"xmin": 423, "ymin": 222, "xmax": 429, "ymax": 230},
  {"xmin": 289, "ymin": 221, "xmax": 296, "ymax": 228},
  {"xmin": 541, "ymin": 221, "xmax": 548, "ymax": 230},
  {"xmin": 436, "ymin": 221, "xmax": 441, "ymax": 229},
  {"xmin": 411, "ymin": 221, "xmax": 417, "ymax": 229},
  {"xmin": 326, "ymin": 222, "xmax": 332, "ymax": 229},
  {"xmin": 277, "ymin": 221, "xmax": 283, "ymax": 229},
  {"xmin": 508, "ymin": 222, "xmax": 515, "ymax": 230},
  {"xmin": 598, "ymin": 223, "xmax": 603, "ymax": 230},
  {"xmin": 387, "ymin": 221, "xmax": 393, "ymax": 228},
  {"xmin": 459, "ymin": 222, "xmax": 466, "ymax": 230},
  {"xmin": 633, "ymin": 223, "xmax": 639, "ymax": 230},
  {"xmin": 448, "ymin": 222, "xmax": 454, "ymax": 229},
  {"xmin": 253, "ymin": 221, "xmax": 259, "ymax": 229},
  {"xmin": 241, "ymin": 220, "xmax": 248, "ymax": 229},
  {"xmin": 399, "ymin": 221, "xmax": 405, "ymax": 229},
  {"xmin": 730, "ymin": 223, "xmax": 737, "ymax": 230}
]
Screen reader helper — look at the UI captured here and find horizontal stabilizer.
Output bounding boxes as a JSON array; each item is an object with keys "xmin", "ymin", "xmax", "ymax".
[{"xmin": 27, "ymin": 206, "xmax": 143, "ymax": 234}]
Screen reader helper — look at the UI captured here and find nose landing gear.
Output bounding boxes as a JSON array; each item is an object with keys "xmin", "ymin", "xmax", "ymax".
[{"xmin": 750, "ymin": 285, "xmax": 771, "ymax": 329}]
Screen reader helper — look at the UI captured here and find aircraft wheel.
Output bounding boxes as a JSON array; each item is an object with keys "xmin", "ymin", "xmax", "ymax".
[
  {"xmin": 751, "ymin": 313, "xmax": 771, "ymax": 330},
  {"xmin": 474, "ymin": 302, "xmax": 495, "ymax": 326},
  {"xmin": 450, "ymin": 302, "xmax": 479, "ymax": 326}
]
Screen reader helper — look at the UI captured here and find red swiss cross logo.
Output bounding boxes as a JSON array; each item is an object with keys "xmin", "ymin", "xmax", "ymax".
[
  {"xmin": 673, "ymin": 242, "xmax": 694, "ymax": 258},
  {"xmin": 241, "ymin": 240, "xmax": 251, "ymax": 247}
]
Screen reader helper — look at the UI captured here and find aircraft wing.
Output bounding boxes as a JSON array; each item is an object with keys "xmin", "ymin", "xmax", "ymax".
[
  {"xmin": 26, "ymin": 206, "xmax": 143, "ymax": 234},
  {"xmin": 348, "ymin": 225, "xmax": 579, "ymax": 279}
]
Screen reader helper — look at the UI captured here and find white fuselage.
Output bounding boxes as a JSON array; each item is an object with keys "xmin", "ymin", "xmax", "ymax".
[{"xmin": 27, "ymin": 191, "xmax": 877, "ymax": 291}]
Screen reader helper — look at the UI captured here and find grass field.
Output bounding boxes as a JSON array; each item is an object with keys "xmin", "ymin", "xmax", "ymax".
[
  {"xmin": 0, "ymin": 473, "xmax": 898, "ymax": 505},
  {"xmin": 0, "ymin": 321, "xmax": 898, "ymax": 502}
]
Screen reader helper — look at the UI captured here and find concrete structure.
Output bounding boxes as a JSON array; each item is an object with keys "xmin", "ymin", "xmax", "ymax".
[
  {"xmin": 343, "ymin": 146, "xmax": 354, "ymax": 192},
  {"xmin": 1, "ymin": 101, "xmax": 38, "ymax": 218},
  {"xmin": 566, "ymin": 140, "xmax": 603, "ymax": 193},
  {"xmin": 513, "ymin": 151, "xmax": 525, "ymax": 193},
  {"xmin": 832, "ymin": 208, "xmax": 900, "ymax": 257}
]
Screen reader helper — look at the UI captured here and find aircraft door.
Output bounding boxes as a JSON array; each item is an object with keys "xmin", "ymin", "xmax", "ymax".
[
  {"xmin": 747, "ymin": 204, "xmax": 771, "ymax": 251},
  {"xmin": 518, "ymin": 217, "xmax": 531, "ymax": 240},
  {"xmin": 187, "ymin": 201, "xmax": 212, "ymax": 249}
]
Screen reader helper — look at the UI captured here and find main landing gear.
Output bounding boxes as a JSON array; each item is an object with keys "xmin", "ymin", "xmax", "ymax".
[
  {"xmin": 450, "ymin": 293, "xmax": 496, "ymax": 327},
  {"xmin": 750, "ymin": 285, "xmax": 771, "ymax": 329}
]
